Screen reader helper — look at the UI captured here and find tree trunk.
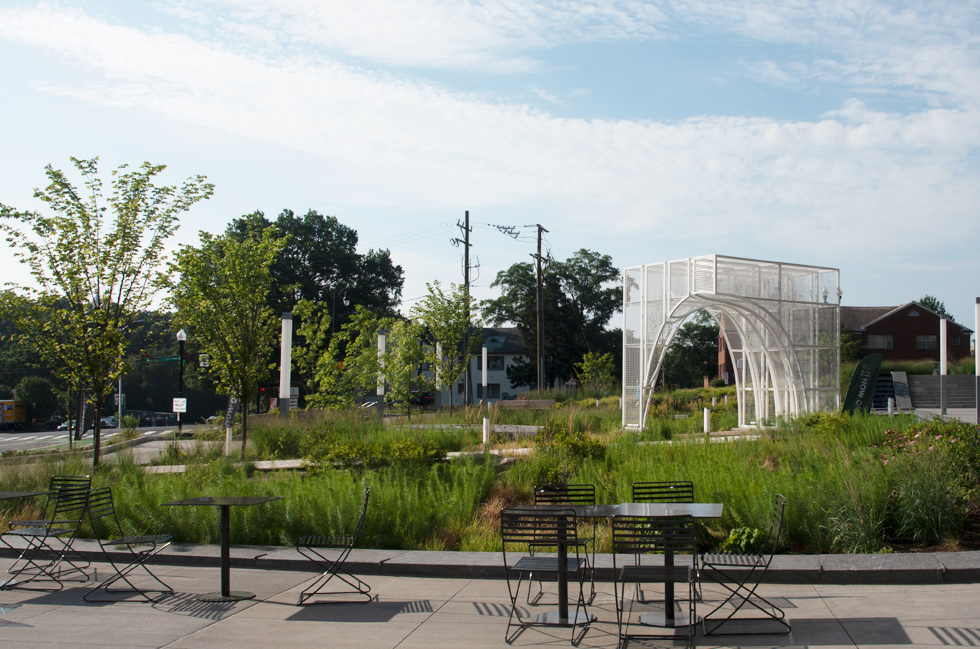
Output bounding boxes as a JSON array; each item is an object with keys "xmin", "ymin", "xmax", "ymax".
[{"xmin": 92, "ymin": 394, "xmax": 104, "ymax": 467}]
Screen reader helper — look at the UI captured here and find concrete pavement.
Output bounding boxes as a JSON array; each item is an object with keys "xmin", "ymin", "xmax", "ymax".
[{"xmin": 2, "ymin": 550, "xmax": 980, "ymax": 649}]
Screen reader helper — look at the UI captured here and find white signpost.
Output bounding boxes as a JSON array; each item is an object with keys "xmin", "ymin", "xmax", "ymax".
[{"xmin": 172, "ymin": 398, "xmax": 187, "ymax": 413}]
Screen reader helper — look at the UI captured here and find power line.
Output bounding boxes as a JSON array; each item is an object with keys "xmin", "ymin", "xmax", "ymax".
[{"xmin": 364, "ymin": 222, "xmax": 454, "ymax": 248}]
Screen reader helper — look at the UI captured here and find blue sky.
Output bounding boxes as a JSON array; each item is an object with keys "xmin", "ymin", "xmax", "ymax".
[{"xmin": 1, "ymin": 1, "xmax": 979, "ymax": 330}]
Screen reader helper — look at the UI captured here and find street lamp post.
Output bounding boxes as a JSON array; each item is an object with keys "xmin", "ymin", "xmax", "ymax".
[
  {"xmin": 332, "ymin": 288, "xmax": 349, "ymax": 334},
  {"xmin": 177, "ymin": 329, "xmax": 186, "ymax": 437}
]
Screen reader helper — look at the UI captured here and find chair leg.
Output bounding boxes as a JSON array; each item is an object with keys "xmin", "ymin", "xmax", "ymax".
[
  {"xmin": 1, "ymin": 536, "xmax": 88, "ymax": 591},
  {"xmin": 702, "ymin": 565, "xmax": 790, "ymax": 635},
  {"xmin": 297, "ymin": 546, "xmax": 372, "ymax": 605},
  {"xmin": 84, "ymin": 543, "xmax": 173, "ymax": 603}
]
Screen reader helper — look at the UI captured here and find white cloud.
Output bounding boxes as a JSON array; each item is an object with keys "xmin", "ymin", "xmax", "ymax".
[
  {"xmin": 1, "ymin": 2, "xmax": 979, "ymax": 315},
  {"xmin": 152, "ymin": 0, "xmax": 671, "ymax": 72}
]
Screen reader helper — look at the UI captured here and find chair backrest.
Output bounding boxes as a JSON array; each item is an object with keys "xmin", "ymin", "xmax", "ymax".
[
  {"xmin": 631, "ymin": 481, "xmax": 694, "ymax": 503},
  {"xmin": 533, "ymin": 484, "xmax": 595, "ymax": 506},
  {"xmin": 43, "ymin": 475, "xmax": 91, "ymax": 517},
  {"xmin": 50, "ymin": 484, "xmax": 89, "ymax": 524},
  {"xmin": 86, "ymin": 487, "xmax": 122, "ymax": 538},
  {"xmin": 351, "ymin": 487, "xmax": 371, "ymax": 542},
  {"xmin": 758, "ymin": 494, "xmax": 787, "ymax": 563},
  {"xmin": 500, "ymin": 508, "xmax": 579, "ymax": 551},
  {"xmin": 611, "ymin": 515, "xmax": 697, "ymax": 566}
]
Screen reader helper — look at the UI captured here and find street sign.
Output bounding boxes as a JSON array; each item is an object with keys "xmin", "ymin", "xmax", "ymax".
[
  {"xmin": 147, "ymin": 356, "xmax": 179, "ymax": 363},
  {"xmin": 172, "ymin": 398, "xmax": 187, "ymax": 413},
  {"xmin": 199, "ymin": 353, "xmax": 210, "ymax": 368}
]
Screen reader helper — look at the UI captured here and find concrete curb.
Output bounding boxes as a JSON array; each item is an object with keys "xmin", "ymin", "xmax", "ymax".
[{"xmin": 7, "ymin": 541, "xmax": 978, "ymax": 585}]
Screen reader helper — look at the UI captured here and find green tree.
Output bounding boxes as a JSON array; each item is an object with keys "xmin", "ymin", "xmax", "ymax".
[
  {"xmin": 919, "ymin": 295, "xmax": 951, "ymax": 320},
  {"xmin": 575, "ymin": 351, "xmax": 616, "ymax": 401},
  {"xmin": 481, "ymin": 249, "xmax": 620, "ymax": 389},
  {"xmin": 291, "ymin": 298, "xmax": 333, "ymax": 401},
  {"xmin": 170, "ymin": 227, "xmax": 285, "ymax": 454},
  {"xmin": 307, "ymin": 305, "xmax": 382, "ymax": 409},
  {"xmin": 228, "ymin": 210, "xmax": 404, "ymax": 322},
  {"xmin": 13, "ymin": 375, "xmax": 61, "ymax": 422},
  {"xmin": 662, "ymin": 310, "xmax": 719, "ymax": 389},
  {"xmin": 0, "ymin": 312, "xmax": 47, "ymax": 399},
  {"xmin": 0, "ymin": 157, "xmax": 213, "ymax": 465},
  {"xmin": 411, "ymin": 281, "xmax": 481, "ymax": 413},
  {"xmin": 378, "ymin": 318, "xmax": 431, "ymax": 418}
]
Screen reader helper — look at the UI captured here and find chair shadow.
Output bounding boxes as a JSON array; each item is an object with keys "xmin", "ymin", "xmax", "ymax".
[{"xmin": 287, "ymin": 599, "xmax": 431, "ymax": 623}]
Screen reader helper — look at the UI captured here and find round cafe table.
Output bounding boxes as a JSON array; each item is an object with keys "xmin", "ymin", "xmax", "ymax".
[{"xmin": 163, "ymin": 496, "xmax": 282, "ymax": 602}]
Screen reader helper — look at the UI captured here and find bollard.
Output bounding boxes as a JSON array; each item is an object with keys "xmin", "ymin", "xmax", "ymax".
[
  {"xmin": 887, "ymin": 397, "xmax": 895, "ymax": 416},
  {"xmin": 724, "ymin": 394, "xmax": 728, "ymax": 405},
  {"xmin": 483, "ymin": 417, "xmax": 490, "ymax": 451},
  {"xmin": 704, "ymin": 407, "xmax": 711, "ymax": 434},
  {"xmin": 712, "ymin": 396, "xmax": 716, "ymax": 407},
  {"xmin": 225, "ymin": 426, "xmax": 233, "ymax": 456}
]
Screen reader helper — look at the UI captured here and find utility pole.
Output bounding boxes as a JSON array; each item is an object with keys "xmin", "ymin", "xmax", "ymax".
[
  {"xmin": 453, "ymin": 211, "xmax": 474, "ymax": 404},
  {"xmin": 531, "ymin": 224, "xmax": 549, "ymax": 393}
]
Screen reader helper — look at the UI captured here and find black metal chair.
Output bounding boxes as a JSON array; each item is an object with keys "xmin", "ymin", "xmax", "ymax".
[
  {"xmin": 700, "ymin": 494, "xmax": 790, "ymax": 636},
  {"xmin": 83, "ymin": 487, "xmax": 173, "ymax": 603},
  {"xmin": 631, "ymin": 480, "xmax": 695, "ymax": 503},
  {"xmin": 531, "ymin": 484, "xmax": 597, "ymax": 604},
  {"xmin": 612, "ymin": 514, "xmax": 698, "ymax": 649},
  {"xmin": 1, "ymin": 485, "xmax": 90, "ymax": 591},
  {"xmin": 8, "ymin": 475, "xmax": 92, "ymax": 573},
  {"xmin": 296, "ymin": 487, "xmax": 372, "ymax": 605},
  {"xmin": 500, "ymin": 507, "xmax": 592, "ymax": 646},
  {"xmin": 631, "ymin": 480, "xmax": 697, "ymax": 601}
]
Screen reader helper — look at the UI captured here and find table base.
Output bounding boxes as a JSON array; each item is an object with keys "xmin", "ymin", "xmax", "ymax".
[
  {"xmin": 531, "ymin": 610, "xmax": 595, "ymax": 626},
  {"xmin": 199, "ymin": 591, "xmax": 255, "ymax": 603}
]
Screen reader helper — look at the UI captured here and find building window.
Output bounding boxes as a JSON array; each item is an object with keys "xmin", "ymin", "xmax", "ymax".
[
  {"xmin": 477, "ymin": 384, "xmax": 501, "ymax": 399},
  {"xmin": 916, "ymin": 335, "xmax": 937, "ymax": 350},
  {"xmin": 951, "ymin": 335, "xmax": 961, "ymax": 346},
  {"xmin": 867, "ymin": 334, "xmax": 893, "ymax": 349},
  {"xmin": 908, "ymin": 310, "xmax": 919, "ymax": 317},
  {"xmin": 476, "ymin": 355, "xmax": 505, "ymax": 371},
  {"xmin": 457, "ymin": 383, "xmax": 464, "ymax": 395}
]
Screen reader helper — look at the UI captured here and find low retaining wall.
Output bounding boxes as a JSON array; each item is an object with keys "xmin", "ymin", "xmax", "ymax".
[{"xmin": 496, "ymin": 399, "xmax": 555, "ymax": 410}]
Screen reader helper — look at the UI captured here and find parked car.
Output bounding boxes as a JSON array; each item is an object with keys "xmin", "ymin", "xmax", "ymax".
[{"xmin": 100, "ymin": 416, "xmax": 118, "ymax": 428}]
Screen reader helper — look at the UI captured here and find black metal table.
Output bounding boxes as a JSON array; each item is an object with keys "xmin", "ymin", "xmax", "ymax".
[
  {"xmin": 163, "ymin": 496, "xmax": 282, "ymax": 602},
  {"xmin": 514, "ymin": 502, "xmax": 723, "ymax": 629},
  {"xmin": 0, "ymin": 491, "xmax": 50, "ymax": 501}
]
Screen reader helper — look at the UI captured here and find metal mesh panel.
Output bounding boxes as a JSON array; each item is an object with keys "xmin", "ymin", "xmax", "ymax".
[{"xmin": 623, "ymin": 255, "xmax": 840, "ymax": 429}]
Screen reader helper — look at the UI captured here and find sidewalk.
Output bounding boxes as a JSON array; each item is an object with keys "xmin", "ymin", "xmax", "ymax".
[{"xmin": 2, "ymin": 551, "xmax": 979, "ymax": 648}]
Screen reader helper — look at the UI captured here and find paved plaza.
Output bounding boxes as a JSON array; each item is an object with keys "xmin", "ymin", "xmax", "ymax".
[{"xmin": 3, "ymin": 548, "xmax": 980, "ymax": 649}]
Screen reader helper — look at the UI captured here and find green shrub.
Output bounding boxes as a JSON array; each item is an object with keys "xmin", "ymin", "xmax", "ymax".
[
  {"xmin": 533, "ymin": 417, "xmax": 605, "ymax": 484},
  {"xmin": 718, "ymin": 527, "xmax": 766, "ymax": 553},
  {"xmin": 878, "ymin": 417, "xmax": 980, "ymax": 497},
  {"xmin": 250, "ymin": 425, "xmax": 303, "ymax": 459}
]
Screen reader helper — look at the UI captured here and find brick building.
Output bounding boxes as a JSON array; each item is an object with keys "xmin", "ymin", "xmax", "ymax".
[{"xmin": 840, "ymin": 302, "xmax": 973, "ymax": 362}]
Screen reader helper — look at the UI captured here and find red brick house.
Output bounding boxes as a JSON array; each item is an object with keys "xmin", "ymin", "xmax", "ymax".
[{"xmin": 841, "ymin": 302, "xmax": 973, "ymax": 362}]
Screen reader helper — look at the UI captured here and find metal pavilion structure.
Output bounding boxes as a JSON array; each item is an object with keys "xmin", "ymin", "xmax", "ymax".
[{"xmin": 623, "ymin": 255, "xmax": 840, "ymax": 430}]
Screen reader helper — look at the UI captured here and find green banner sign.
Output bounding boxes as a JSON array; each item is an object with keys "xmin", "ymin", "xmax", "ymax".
[
  {"xmin": 842, "ymin": 353, "xmax": 883, "ymax": 413},
  {"xmin": 146, "ymin": 356, "xmax": 179, "ymax": 363}
]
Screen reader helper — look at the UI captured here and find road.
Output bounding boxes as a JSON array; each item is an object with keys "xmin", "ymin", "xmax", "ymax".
[{"xmin": 0, "ymin": 426, "xmax": 178, "ymax": 454}]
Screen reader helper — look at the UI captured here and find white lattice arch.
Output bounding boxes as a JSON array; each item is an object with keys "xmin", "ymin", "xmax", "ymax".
[{"xmin": 623, "ymin": 255, "xmax": 840, "ymax": 430}]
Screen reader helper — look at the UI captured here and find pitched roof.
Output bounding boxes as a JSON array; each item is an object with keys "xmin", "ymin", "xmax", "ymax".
[
  {"xmin": 841, "ymin": 302, "xmax": 973, "ymax": 334},
  {"xmin": 840, "ymin": 306, "xmax": 895, "ymax": 332}
]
